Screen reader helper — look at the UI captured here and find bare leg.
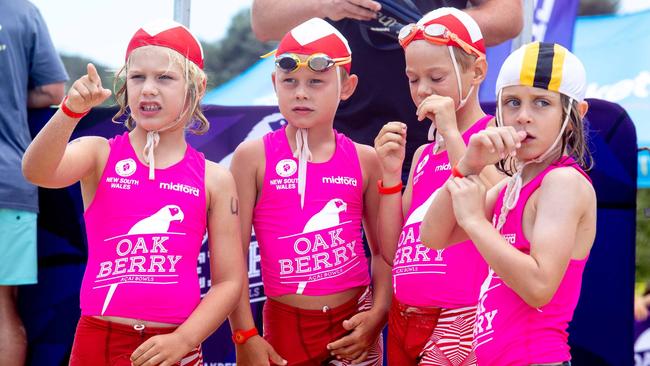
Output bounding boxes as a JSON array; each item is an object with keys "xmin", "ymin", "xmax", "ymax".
[{"xmin": 0, "ymin": 286, "xmax": 27, "ymax": 366}]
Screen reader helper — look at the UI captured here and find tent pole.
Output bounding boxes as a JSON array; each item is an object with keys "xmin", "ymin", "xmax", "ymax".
[
  {"xmin": 511, "ymin": 0, "xmax": 534, "ymax": 51},
  {"xmin": 174, "ymin": 0, "xmax": 192, "ymax": 27}
]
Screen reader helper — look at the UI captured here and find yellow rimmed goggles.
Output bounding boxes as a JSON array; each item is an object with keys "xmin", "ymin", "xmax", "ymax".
[{"xmin": 268, "ymin": 52, "xmax": 351, "ymax": 73}]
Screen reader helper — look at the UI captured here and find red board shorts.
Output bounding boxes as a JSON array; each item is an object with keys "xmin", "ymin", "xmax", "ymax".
[
  {"xmin": 263, "ymin": 287, "xmax": 383, "ymax": 366},
  {"xmin": 68, "ymin": 316, "xmax": 202, "ymax": 366}
]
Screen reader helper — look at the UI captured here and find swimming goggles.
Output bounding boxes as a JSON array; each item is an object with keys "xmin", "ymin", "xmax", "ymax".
[
  {"xmin": 274, "ymin": 53, "xmax": 351, "ymax": 73},
  {"xmin": 398, "ymin": 23, "xmax": 485, "ymax": 59}
]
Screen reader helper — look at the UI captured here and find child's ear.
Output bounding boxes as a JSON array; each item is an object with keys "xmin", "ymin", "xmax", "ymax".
[
  {"xmin": 578, "ymin": 100, "xmax": 589, "ymax": 119},
  {"xmin": 472, "ymin": 57, "xmax": 488, "ymax": 85},
  {"xmin": 271, "ymin": 71, "xmax": 277, "ymax": 93},
  {"xmin": 340, "ymin": 73, "xmax": 358, "ymax": 101}
]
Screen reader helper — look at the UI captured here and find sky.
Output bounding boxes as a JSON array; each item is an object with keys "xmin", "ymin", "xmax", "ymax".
[
  {"xmin": 30, "ymin": 0, "xmax": 650, "ymax": 70},
  {"xmin": 30, "ymin": 0, "xmax": 253, "ymax": 69}
]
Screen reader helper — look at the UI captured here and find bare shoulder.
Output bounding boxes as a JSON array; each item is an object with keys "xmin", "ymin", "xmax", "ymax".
[
  {"xmin": 541, "ymin": 166, "xmax": 595, "ymax": 203},
  {"xmin": 74, "ymin": 136, "xmax": 110, "ymax": 171},
  {"xmin": 205, "ymin": 160, "xmax": 237, "ymax": 189},
  {"xmin": 231, "ymin": 138, "xmax": 265, "ymax": 169},
  {"xmin": 412, "ymin": 143, "xmax": 429, "ymax": 162},
  {"xmin": 353, "ymin": 142, "xmax": 378, "ymax": 165},
  {"xmin": 234, "ymin": 138, "xmax": 264, "ymax": 157}
]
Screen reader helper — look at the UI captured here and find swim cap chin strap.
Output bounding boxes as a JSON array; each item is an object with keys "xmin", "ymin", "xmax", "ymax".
[
  {"xmin": 429, "ymin": 46, "xmax": 474, "ymax": 153},
  {"xmin": 494, "ymin": 94, "xmax": 573, "ymax": 233},
  {"xmin": 293, "ymin": 66, "xmax": 343, "ymax": 209},
  {"xmin": 142, "ymin": 107, "xmax": 189, "ymax": 181}
]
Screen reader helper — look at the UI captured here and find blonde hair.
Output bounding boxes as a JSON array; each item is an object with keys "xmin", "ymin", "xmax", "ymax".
[
  {"xmin": 451, "ymin": 47, "xmax": 478, "ymax": 72},
  {"xmin": 112, "ymin": 46, "xmax": 209, "ymax": 135}
]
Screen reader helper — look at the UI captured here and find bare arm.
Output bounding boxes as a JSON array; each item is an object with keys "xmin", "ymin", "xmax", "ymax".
[
  {"xmin": 467, "ymin": 0, "xmax": 523, "ymax": 46},
  {"xmin": 173, "ymin": 163, "xmax": 246, "ymax": 345},
  {"xmin": 228, "ymin": 140, "xmax": 287, "ymax": 366},
  {"xmin": 227, "ymin": 141, "xmax": 260, "ymax": 333},
  {"xmin": 22, "ymin": 64, "xmax": 111, "ymax": 188},
  {"xmin": 373, "ymin": 122, "xmax": 416, "ymax": 264},
  {"xmin": 359, "ymin": 144, "xmax": 392, "ymax": 317},
  {"xmin": 27, "ymin": 82, "xmax": 65, "ymax": 108},
  {"xmin": 251, "ymin": 0, "xmax": 381, "ymax": 41},
  {"xmin": 452, "ymin": 169, "xmax": 594, "ymax": 308}
]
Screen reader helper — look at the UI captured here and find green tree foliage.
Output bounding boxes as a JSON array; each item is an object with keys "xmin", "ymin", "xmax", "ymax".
[
  {"xmin": 202, "ymin": 8, "xmax": 276, "ymax": 89},
  {"xmin": 638, "ymin": 189, "xmax": 650, "ymax": 282}
]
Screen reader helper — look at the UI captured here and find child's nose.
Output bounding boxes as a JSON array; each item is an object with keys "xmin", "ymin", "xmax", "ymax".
[
  {"xmin": 142, "ymin": 78, "xmax": 158, "ymax": 95},
  {"xmin": 516, "ymin": 106, "xmax": 533, "ymax": 124},
  {"xmin": 294, "ymin": 84, "xmax": 308, "ymax": 100},
  {"xmin": 417, "ymin": 82, "xmax": 433, "ymax": 99}
]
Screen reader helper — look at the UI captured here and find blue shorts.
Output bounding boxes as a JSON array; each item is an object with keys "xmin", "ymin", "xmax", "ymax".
[{"xmin": 0, "ymin": 209, "xmax": 37, "ymax": 285}]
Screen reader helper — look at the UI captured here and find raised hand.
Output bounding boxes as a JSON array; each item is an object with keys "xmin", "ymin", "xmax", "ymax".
[
  {"xmin": 415, "ymin": 94, "xmax": 458, "ymax": 138},
  {"xmin": 460, "ymin": 126, "xmax": 527, "ymax": 175},
  {"xmin": 374, "ymin": 122, "xmax": 407, "ymax": 179},
  {"xmin": 324, "ymin": 0, "xmax": 381, "ymax": 21},
  {"xmin": 65, "ymin": 63, "xmax": 112, "ymax": 115}
]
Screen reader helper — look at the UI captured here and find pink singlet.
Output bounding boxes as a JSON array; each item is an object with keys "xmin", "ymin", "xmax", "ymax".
[
  {"xmin": 253, "ymin": 127, "xmax": 370, "ymax": 296},
  {"xmin": 392, "ymin": 115, "xmax": 491, "ymax": 308},
  {"xmin": 81, "ymin": 132, "xmax": 206, "ymax": 324},
  {"xmin": 474, "ymin": 157, "xmax": 592, "ymax": 365}
]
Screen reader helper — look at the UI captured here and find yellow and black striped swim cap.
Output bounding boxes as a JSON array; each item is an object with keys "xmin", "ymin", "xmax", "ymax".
[{"xmin": 496, "ymin": 42, "xmax": 586, "ymax": 102}]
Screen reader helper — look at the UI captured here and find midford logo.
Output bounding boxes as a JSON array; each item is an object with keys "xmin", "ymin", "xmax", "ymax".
[
  {"xmin": 115, "ymin": 158, "xmax": 137, "ymax": 177},
  {"xmin": 159, "ymin": 182, "xmax": 200, "ymax": 197},
  {"xmin": 322, "ymin": 176, "xmax": 358, "ymax": 187},
  {"xmin": 276, "ymin": 159, "xmax": 297, "ymax": 177}
]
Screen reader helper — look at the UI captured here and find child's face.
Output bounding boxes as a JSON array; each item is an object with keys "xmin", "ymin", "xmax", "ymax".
[
  {"xmin": 404, "ymin": 41, "xmax": 474, "ymax": 107},
  {"xmin": 501, "ymin": 85, "xmax": 565, "ymax": 161},
  {"xmin": 273, "ymin": 54, "xmax": 355, "ymax": 129},
  {"xmin": 126, "ymin": 46, "xmax": 188, "ymax": 132}
]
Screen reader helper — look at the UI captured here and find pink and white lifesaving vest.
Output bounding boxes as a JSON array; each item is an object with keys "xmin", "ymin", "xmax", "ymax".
[
  {"xmin": 474, "ymin": 157, "xmax": 591, "ymax": 365},
  {"xmin": 253, "ymin": 127, "xmax": 370, "ymax": 297},
  {"xmin": 393, "ymin": 115, "xmax": 491, "ymax": 308},
  {"xmin": 81, "ymin": 132, "xmax": 206, "ymax": 324}
]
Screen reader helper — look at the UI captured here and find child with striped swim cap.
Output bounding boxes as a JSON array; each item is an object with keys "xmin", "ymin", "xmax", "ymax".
[{"xmin": 421, "ymin": 41, "xmax": 596, "ymax": 366}]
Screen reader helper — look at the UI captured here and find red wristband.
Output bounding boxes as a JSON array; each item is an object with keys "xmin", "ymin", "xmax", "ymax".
[
  {"xmin": 60, "ymin": 96, "xmax": 90, "ymax": 119},
  {"xmin": 451, "ymin": 164, "xmax": 464, "ymax": 178},
  {"xmin": 232, "ymin": 327, "xmax": 258, "ymax": 345},
  {"xmin": 377, "ymin": 179, "xmax": 403, "ymax": 195}
]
